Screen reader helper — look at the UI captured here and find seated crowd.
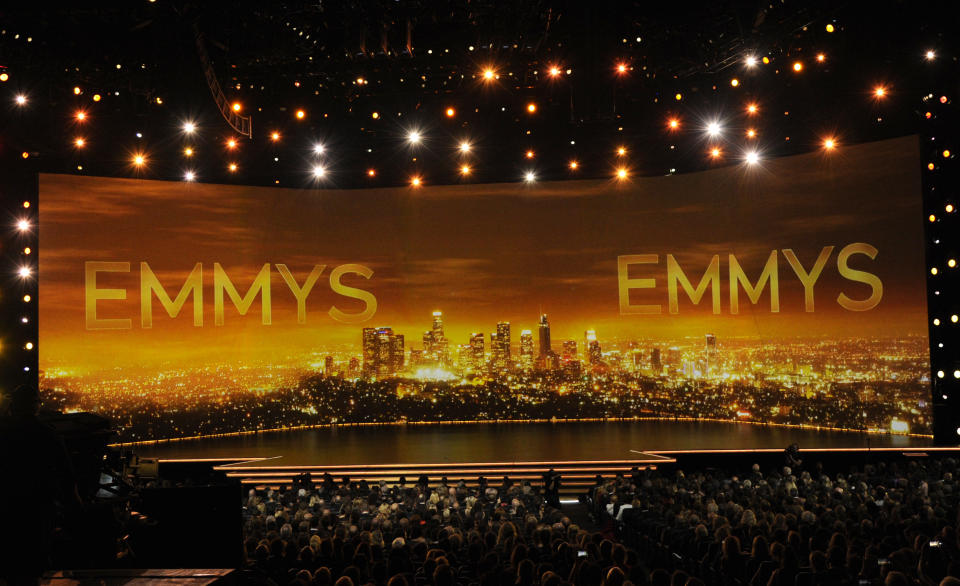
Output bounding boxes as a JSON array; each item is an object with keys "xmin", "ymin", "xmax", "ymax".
[{"xmin": 241, "ymin": 459, "xmax": 960, "ymax": 586}]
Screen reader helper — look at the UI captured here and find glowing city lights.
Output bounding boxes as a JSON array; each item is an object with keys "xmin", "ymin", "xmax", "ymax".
[
  {"xmin": 616, "ymin": 63, "xmax": 628, "ymax": 74},
  {"xmin": 710, "ymin": 147, "xmax": 722, "ymax": 159},
  {"xmin": 816, "ymin": 53, "xmax": 826, "ymax": 63},
  {"xmin": 668, "ymin": 118, "xmax": 680, "ymax": 130},
  {"xmin": 548, "ymin": 66, "xmax": 561, "ymax": 77},
  {"xmin": 271, "ymin": 131, "xmax": 281, "ymax": 141},
  {"xmin": 730, "ymin": 78, "xmax": 740, "ymax": 87},
  {"xmin": 183, "ymin": 147, "xmax": 194, "ymax": 157},
  {"xmin": 228, "ymin": 163, "xmax": 238, "ymax": 172}
]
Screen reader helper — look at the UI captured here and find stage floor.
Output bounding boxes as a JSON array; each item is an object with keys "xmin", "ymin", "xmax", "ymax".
[{"xmin": 133, "ymin": 420, "xmax": 930, "ymax": 466}]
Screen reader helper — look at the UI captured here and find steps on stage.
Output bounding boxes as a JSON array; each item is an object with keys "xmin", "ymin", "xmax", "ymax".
[{"xmin": 196, "ymin": 453, "xmax": 673, "ymax": 495}]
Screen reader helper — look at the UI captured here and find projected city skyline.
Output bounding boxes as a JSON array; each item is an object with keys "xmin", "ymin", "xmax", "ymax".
[{"xmin": 38, "ymin": 136, "xmax": 930, "ymax": 440}]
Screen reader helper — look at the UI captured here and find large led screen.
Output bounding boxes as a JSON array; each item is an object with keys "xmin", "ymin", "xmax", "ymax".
[{"xmin": 39, "ymin": 136, "xmax": 929, "ymax": 442}]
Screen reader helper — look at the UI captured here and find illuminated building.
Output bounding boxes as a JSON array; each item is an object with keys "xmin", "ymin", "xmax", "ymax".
[
  {"xmin": 363, "ymin": 327, "xmax": 404, "ymax": 377},
  {"xmin": 409, "ymin": 349, "xmax": 424, "ymax": 366},
  {"xmin": 324, "ymin": 355, "xmax": 335, "ymax": 376},
  {"xmin": 470, "ymin": 332, "xmax": 485, "ymax": 370},
  {"xmin": 562, "ymin": 340, "xmax": 578, "ymax": 360},
  {"xmin": 362, "ymin": 327, "xmax": 378, "ymax": 376},
  {"xmin": 520, "ymin": 330, "xmax": 535, "ymax": 369},
  {"xmin": 538, "ymin": 313, "xmax": 551, "ymax": 357},
  {"xmin": 422, "ymin": 331, "xmax": 435, "ymax": 359},
  {"xmin": 585, "ymin": 329, "xmax": 602, "ymax": 365},
  {"xmin": 705, "ymin": 333, "xmax": 717, "ymax": 376},
  {"xmin": 493, "ymin": 321, "xmax": 511, "ymax": 370},
  {"xmin": 650, "ymin": 348, "xmax": 662, "ymax": 374},
  {"xmin": 432, "ymin": 311, "xmax": 450, "ymax": 365}
]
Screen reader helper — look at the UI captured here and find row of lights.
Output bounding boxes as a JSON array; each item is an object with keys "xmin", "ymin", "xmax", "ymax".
[{"xmin": 13, "ymin": 205, "xmax": 35, "ymax": 372}]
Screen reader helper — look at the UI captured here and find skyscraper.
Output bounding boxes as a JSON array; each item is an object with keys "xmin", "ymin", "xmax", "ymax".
[
  {"xmin": 470, "ymin": 332, "xmax": 485, "ymax": 370},
  {"xmin": 520, "ymin": 329, "xmax": 535, "ymax": 369},
  {"xmin": 493, "ymin": 321, "xmax": 511, "ymax": 370},
  {"xmin": 705, "ymin": 333, "xmax": 717, "ymax": 376},
  {"xmin": 324, "ymin": 355, "xmax": 335, "ymax": 376},
  {"xmin": 562, "ymin": 340, "xmax": 578, "ymax": 361},
  {"xmin": 362, "ymin": 327, "xmax": 378, "ymax": 376},
  {"xmin": 391, "ymin": 334, "xmax": 405, "ymax": 374},
  {"xmin": 432, "ymin": 310, "xmax": 450, "ymax": 365},
  {"xmin": 538, "ymin": 313, "xmax": 551, "ymax": 357},
  {"xmin": 585, "ymin": 329, "xmax": 602, "ymax": 365}
]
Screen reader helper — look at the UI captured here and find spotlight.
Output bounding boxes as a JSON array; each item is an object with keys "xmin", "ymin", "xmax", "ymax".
[
  {"xmin": 182, "ymin": 121, "xmax": 196, "ymax": 134},
  {"xmin": 458, "ymin": 141, "xmax": 472, "ymax": 153},
  {"xmin": 312, "ymin": 165, "xmax": 326, "ymax": 179},
  {"xmin": 823, "ymin": 138, "xmax": 837, "ymax": 150},
  {"xmin": 313, "ymin": 143, "xmax": 326, "ymax": 155},
  {"xmin": 228, "ymin": 163, "xmax": 238, "ymax": 172},
  {"xmin": 226, "ymin": 138, "xmax": 237, "ymax": 149},
  {"xmin": 615, "ymin": 168, "xmax": 628, "ymax": 180},
  {"xmin": 75, "ymin": 110, "xmax": 87, "ymax": 121},
  {"xmin": 132, "ymin": 154, "xmax": 146, "ymax": 167},
  {"xmin": 710, "ymin": 147, "xmax": 722, "ymax": 159},
  {"xmin": 184, "ymin": 170, "xmax": 196, "ymax": 182},
  {"xmin": 526, "ymin": 103, "xmax": 537, "ymax": 113},
  {"xmin": 792, "ymin": 61, "xmax": 803, "ymax": 72},
  {"xmin": 482, "ymin": 68, "xmax": 496, "ymax": 81},
  {"xmin": 747, "ymin": 103, "xmax": 758, "ymax": 114},
  {"xmin": 231, "ymin": 102, "xmax": 241, "ymax": 112},
  {"xmin": 410, "ymin": 176, "xmax": 422, "ymax": 187},
  {"xmin": 874, "ymin": 86, "xmax": 887, "ymax": 98},
  {"xmin": 74, "ymin": 137, "xmax": 86, "ymax": 148},
  {"xmin": 816, "ymin": 53, "xmax": 826, "ymax": 63},
  {"xmin": 706, "ymin": 121, "xmax": 722, "ymax": 137},
  {"xmin": 569, "ymin": 160, "xmax": 579, "ymax": 170},
  {"xmin": 926, "ymin": 50, "xmax": 936, "ymax": 60},
  {"xmin": 183, "ymin": 147, "xmax": 194, "ymax": 157},
  {"xmin": 616, "ymin": 63, "xmax": 628, "ymax": 74},
  {"xmin": 744, "ymin": 55, "xmax": 758, "ymax": 68},
  {"xmin": 270, "ymin": 131, "xmax": 281, "ymax": 141},
  {"xmin": 407, "ymin": 130, "xmax": 422, "ymax": 145},
  {"xmin": 745, "ymin": 151, "xmax": 760, "ymax": 165},
  {"xmin": 15, "ymin": 94, "xmax": 27, "ymax": 105},
  {"xmin": 460, "ymin": 165, "xmax": 471, "ymax": 175},
  {"xmin": 18, "ymin": 266, "xmax": 32, "ymax": 278},
  {"xmin": 524, "ymin": 171, "xmax": 536, "ymax": 182},
  {"xmin": 17, "ymin": 219, "xmax": 30, "ymax": 232},
  {"xmin": 445, "ymin": 107, "xmax": 456, "ymax": 118},
  {"xmin": 295, "ymin": 109, "xmax": 306, "ymax": 119},
  {"xmin": 548, "ymin": 66, "xmax": 561, "ymax": 77},
  {"xmin": 668, "ymin": 118, "xmax": 680, "ymax": 130},
  {"xmin": 616, "ymin": 146, "xmax": 627, "ymax": 157}
]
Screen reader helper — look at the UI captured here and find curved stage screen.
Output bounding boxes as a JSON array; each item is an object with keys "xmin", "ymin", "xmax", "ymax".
[{"xmin": 39, "ymin": 136, "xmax": 929, "ymax": 443}]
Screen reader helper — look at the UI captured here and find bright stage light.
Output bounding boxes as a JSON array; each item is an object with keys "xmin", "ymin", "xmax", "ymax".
[
  {"xmin": 615, "ymin": 168, "xmax": 628, "ymax": 180},
  {"xmin": 548, "ymin": 66, "xmax": 561, "ymax": 77},
  {"xmin": 524, "ymin": 171, "xmax": 536, "ymax": 182},
  {"xmin": 668, "ymin": 118, "xmax": 680, "ymax": 130},
  {"xmin": 75, "ymin": 110, "xmax": 87, "ymax": 121},
  {"xmin": 874, "ymin": 86, "xmax": 887, "ymax": 98},
  {"xmin": 133, "ymin": 154, "xmax": 146, "ymax": 167},
  {"xmin": 183, "ymin": 147, "xmax": 194, "ymax": 157},
  {"xmin": 710, "ymin": 147, "xmax": 721, "ymax": 159},
  {"xmin": 745, "ymin": 151, "xmax": 760, "ymax": 165},
  {"xmin": 746, "ymin": 129, "xmax": 756, "ymax": 139},
  {"xmin": 226, "ymin": 138, "xmax": 237, "ymax": 149},
  {"xmin": 744, "ymin": 55, "xmax": 758, "ymax": 67},
  {"xmin": 459, "ymin": 141, "xmax": 472, "ymax": 153},
  {"xmin": 312, "ymin": 165, "xmax": 326, "ymax": 179},
  {"xmin": 182, "ymin": 121, "xmax": 196, "ymax": 134},
  {"xmin": 706, "ymin": 121, "xmax": 722, "ymax": 137},
  {"xmin": 74, "ymin": 137, "xmax": 86, "ymax": 148},
  {"xmin": 616, "ymin": 146, "xmax": 627, "ymax": 156},
  {"xmin": 410, "ymin": 176, "xmax": 422, "ymax": 187},
  {"xmin": 407, "ymin": 130, "xmax": 422, "ymax": 145},
  {"xmin": 15, "ymin": 94, "xmax": 27, "ymax": 105},
  {"xmin": 460, "ymin": 165, "xmax": 471, "ymax": 175},
  {"xmin": 823, "ymin": 138, "xmax": 837, "ymax": 150},
  {"xmin": 926, "ymin": 50, "xmax": 936, "ymax": 60},
  {"xmin": 482, "ymin": 68, "xmax": 496, "ymax": 81},
  {"xmin": 184, "ymin": 170, "xmax": 196, "ymax": 182},
  {"xmin": 231, "ymin": 102, "xmax": 241, "ymax": 112},
  {"xmin": 16, "ymin": 219, "xmax": 30, "ymax": 232},
  {"xmin": 18, "ymin": 266, "xmax": 32, "ymax": 278},
  {"xmin": 445, "ymin": 107, "xmax": 455, "ymax": 118},
  {"xmin": 569, "ymin": 160, "xmax": 579, "ymax": 170},
  {"xmin": 313, "ymin": 143, "xmax": 326, "ymax": 155},
  {"xmin": 747, "ymin": 103, "xmax": 758, "ymax": 114}
]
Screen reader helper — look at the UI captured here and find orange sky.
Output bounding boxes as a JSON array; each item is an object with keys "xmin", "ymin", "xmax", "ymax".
[{"xmin": 39, "ymin": 136, "xmax": 927, "ymax": 372}]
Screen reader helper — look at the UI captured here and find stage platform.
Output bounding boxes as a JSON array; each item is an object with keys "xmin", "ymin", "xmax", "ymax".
[{"xmin": 131, "ymin": 420, "xmax": 945, "ymax": 494}]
